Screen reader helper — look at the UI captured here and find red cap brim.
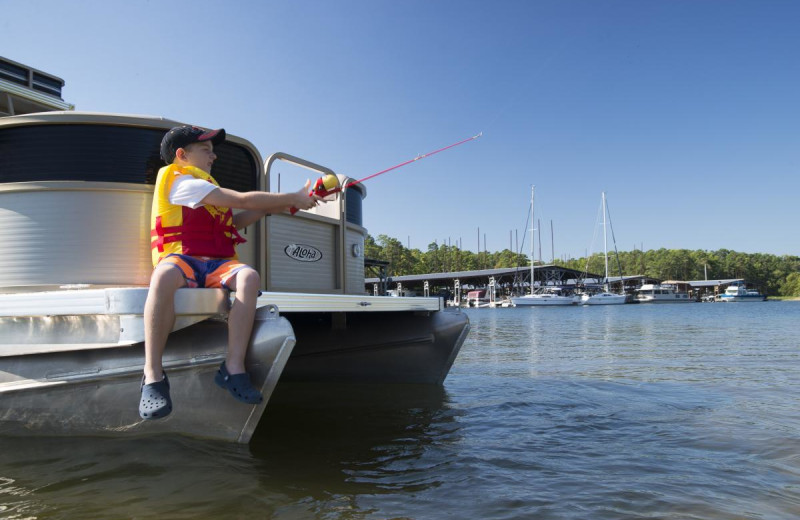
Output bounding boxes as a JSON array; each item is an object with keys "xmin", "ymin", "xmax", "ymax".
[{"xmin": 197, "ymin": 128, "xmax": 226, "ymax": 145}]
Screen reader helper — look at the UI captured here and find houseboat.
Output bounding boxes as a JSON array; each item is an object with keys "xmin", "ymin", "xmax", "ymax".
[
  {"xmin": 0, "ymin": 65, "xmax": 469, "ymax": 442},
  {"xmin": 635, "ymin": 284, "xmax": 694, "ymax": 303}
]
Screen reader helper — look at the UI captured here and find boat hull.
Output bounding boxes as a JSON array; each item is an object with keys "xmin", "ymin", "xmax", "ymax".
[
  {"xmin": 581, "ymin": 293, "xmax": 627, "ymax": 305},
  {"xmin": 635, "ymin": 296, "xmax": 694, "ymax": 303},
  {"xmin": 512, "ymin": 296, "xmax": 576, "ymax": 306},
  {"xmin": 0, "ymin": 309, "xmax": 295, "ymax": 443},
  {"xmin": 719, "ymin": 295, "xmax": 767, "ymax": 302},
  {"xmin": 280, "ymin": 308, "xmax": 469, "ymax": 385}
]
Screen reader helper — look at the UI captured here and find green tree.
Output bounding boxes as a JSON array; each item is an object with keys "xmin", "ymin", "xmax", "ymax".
[{"xmin": 780, "ymin": 272, "xmax": 800, "ymax": 297}]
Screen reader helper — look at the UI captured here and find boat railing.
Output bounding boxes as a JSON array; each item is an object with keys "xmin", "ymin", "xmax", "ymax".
[{"xmin": 262, "ymin": 152, "xmax": 368, "ymax": 295}]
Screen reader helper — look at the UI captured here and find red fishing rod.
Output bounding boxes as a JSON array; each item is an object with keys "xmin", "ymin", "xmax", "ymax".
[{"xmin": 291, "ymin": 132, "xmax": 482, "ymax": 214}]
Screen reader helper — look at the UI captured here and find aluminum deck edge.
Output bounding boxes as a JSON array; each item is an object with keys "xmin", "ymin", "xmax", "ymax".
[{"xmin": 0, "ymin": 287, "xmax": 442, "ymax": 317}]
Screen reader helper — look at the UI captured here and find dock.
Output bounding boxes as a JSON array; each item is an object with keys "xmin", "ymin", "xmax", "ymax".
[{"xmin": 365, "ymin": 263, "xmax": 604, "ymax": 304}]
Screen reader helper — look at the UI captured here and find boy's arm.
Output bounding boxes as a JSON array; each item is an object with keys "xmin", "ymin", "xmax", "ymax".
[
  {"xmin": 232, "ymin": 209, "xmax": 271, "ymax": 230},
  {"xmin": 201, "ymin": 181, "xmax": 321, "ymax": 229}
]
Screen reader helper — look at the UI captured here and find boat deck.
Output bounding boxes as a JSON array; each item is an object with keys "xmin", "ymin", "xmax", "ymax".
[
  {"xmin": 0, "ymin": 287, "xmax": 442, "ymax": 352},
  {"xmin": 0, "ymin": 287, "xmax": 440, "ymax": 316}
]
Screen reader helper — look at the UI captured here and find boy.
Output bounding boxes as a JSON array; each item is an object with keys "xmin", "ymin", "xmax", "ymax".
[{"xmin": 139, "ymin": 125, "xmax": 322, "ymax": 420}]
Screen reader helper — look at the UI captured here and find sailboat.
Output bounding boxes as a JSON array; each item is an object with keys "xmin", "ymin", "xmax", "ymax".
[
  {"xmin": 512, "ymin": 186, "xmax": 577, "ymax": 307},
  {"xmin": 581, "ymin": 192, "xmax": 626, "ymax": 305}
]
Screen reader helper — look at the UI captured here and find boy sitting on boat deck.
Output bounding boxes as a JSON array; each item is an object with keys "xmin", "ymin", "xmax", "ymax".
[{"xmin": 139, "ymin": 125, "xmax": 322, "ymax": 420}]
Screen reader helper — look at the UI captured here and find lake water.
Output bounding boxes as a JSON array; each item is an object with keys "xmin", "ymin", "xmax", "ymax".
[{"xmin": 2, "ymin": 302, "xmax": 799, "ymax": 519}]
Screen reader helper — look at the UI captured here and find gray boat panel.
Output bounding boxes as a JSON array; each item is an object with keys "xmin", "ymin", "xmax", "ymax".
[
  {"xmin": 345, "ymin": 223, "xmax": 367, "ymax": 294},
  {"xmin": 0, "ymin": 182, "xmax": 153, "ymax": 289},
  {"xmin": 267, "ymin": 213, "xmax": 339, "ymax": 292}
]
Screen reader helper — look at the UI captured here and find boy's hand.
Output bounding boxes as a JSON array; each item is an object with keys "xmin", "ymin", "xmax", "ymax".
[{"xmin": 290, "ymin": 180, "xmax": 322, "ymax": 212}]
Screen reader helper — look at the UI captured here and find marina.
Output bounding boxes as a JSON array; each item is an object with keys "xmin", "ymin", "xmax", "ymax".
[
  {"xmin": 367, "ymin": 264, "xmax": 765, "ymax": 307},
  {"xmin": 363, "ymin": 185, "xmax": 765, "ymax": 307}
]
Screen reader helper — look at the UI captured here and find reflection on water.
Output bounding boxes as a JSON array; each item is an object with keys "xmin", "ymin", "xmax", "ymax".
[
  {"xmin": 2, "ymin": 303, "xmax": 800, "ymax": 519},
  {"xmin": 251, "ymin": 383, "xmax": 456, "ymax": 509},
  {"xmin": 0, "ymin": 383, "xmax": 455, "ymax": 519}
]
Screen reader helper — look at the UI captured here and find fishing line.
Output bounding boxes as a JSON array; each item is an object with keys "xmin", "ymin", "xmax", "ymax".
[
  {"xmin": 291, "ymin": 133, "xmax": 482, "ymax": 214},
  {"xmin": 336, "ymin": 132, "xmax": 482, "ymax": 193}
]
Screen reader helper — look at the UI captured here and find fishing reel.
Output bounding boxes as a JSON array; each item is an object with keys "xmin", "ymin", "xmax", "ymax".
[
  {"xmin": 311, "ymin": 173, "xmax": 341, "ymax": 199},
  {"xmin": 289, "ymin": 174, "xmax": 340, "ymax": 214}
]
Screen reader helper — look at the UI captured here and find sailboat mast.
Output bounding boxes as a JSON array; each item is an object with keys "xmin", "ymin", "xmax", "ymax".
[
  {"xmin": 530, "ymin": 185, "xmax": 535, "ymax": 295},
  {"xmin": 602, "ymin": 191, "xmax": 609, "ymax": 289}
]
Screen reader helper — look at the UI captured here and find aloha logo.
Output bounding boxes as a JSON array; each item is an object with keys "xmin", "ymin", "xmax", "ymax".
[{"xmin": 284, "ymin": 243, "xmax": 322, "ymax": 262}]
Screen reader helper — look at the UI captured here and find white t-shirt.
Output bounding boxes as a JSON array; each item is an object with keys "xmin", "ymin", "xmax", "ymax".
[{"xmin": 169, "ymin": 175, "xmax": 218, "ymax": 209}]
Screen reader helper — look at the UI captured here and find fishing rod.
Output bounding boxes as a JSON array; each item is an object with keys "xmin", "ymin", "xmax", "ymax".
[{"xmin": 290, "ymin": 132, "xmax": 482, "ymax": 214}]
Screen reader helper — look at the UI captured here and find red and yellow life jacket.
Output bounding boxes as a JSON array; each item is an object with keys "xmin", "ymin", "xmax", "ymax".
[{"xmin": 150, "ymin": 164, "xmax": 245, "ymax": 266}]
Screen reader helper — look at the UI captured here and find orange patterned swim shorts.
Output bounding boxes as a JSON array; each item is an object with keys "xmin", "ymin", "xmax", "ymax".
[{"xmin": 157, "ymin": 254, "xmax": 250, "ymax": 290}]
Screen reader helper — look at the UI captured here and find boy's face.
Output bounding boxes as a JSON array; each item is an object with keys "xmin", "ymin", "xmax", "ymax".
[{"xmin": 179, "ymin": 141, "xmax": 217, "ymax": 172}]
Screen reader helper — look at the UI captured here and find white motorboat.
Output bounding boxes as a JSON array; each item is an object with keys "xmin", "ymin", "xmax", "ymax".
[
  {"xmin": 580, "ymin": 291, "xmax": 627, "ymax": 305},
  {"xmin": 718, "ymin": 282, "xmax": 766, "ymax": 302},
  {"xmin": 635, "ymin": 284, "xmax": 694, "ymax": 303},
  {"xmin": 0, "ymin": 104, "xmax": 469, "ymax": 441},
  {"xmin": 512, "ymin": 287, "xmax": 578, "ymax": 306}
]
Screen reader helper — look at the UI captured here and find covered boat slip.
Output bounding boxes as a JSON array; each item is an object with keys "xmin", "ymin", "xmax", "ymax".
[{"xmin": 0, "ymin": 111, "xmax": 469, "ymax": 442}]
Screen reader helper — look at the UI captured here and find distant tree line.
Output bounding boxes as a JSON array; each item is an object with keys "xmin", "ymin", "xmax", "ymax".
[
  {"xmin": 365, "ymin": 234, "xmax": 800, "ymax": 297},
  {"xmin": 365, "ymin": 234, "xmax": 528, "ymax": 276}
]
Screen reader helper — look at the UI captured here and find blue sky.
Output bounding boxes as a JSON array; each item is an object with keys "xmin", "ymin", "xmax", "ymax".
[{"xmin": 3, "ymin": 0, "xmax": 799, "ymax": 258}]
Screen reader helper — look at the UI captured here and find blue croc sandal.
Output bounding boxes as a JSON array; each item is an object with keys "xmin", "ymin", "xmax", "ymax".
[
  {"xmin": 215, "ymin": 362, "xmax": 263, "ymax": 404},
  {"xmin": 139, "ymin": 372, "xmax": 172, "ymax": 420}
]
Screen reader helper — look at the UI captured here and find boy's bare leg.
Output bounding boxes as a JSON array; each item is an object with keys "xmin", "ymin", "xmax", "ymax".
[
  {"xmin": 225, "ymin": 267, "xmax": 261, "ymax": 374},
  {"xmin": 143, "ymin": 265, "xmax": 186, "ymax": 383}
]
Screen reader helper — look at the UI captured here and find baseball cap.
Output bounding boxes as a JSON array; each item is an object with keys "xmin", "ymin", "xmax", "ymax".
[{"xmin": 160, "ymin": 125, "xmax": 226, "ymax": 163}]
